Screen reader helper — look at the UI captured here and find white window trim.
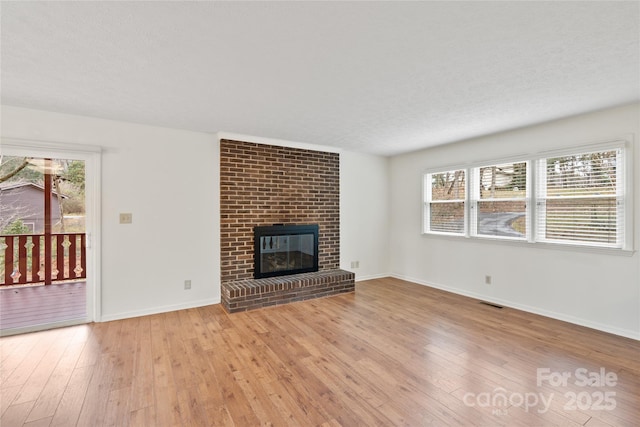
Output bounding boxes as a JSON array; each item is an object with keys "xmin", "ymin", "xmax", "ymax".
[
  {"xmin": 423, "ymin": 169, "xmax": 467, "ymax": 236},
  {"xmin": 422, "ymin": 138, "xmax": 634, "ymax": 255}
]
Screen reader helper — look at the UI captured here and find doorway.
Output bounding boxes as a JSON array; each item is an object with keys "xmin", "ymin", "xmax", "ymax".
[{"xmin": 0, "ymin": 140, "xmax": 101, "ymax": 335}]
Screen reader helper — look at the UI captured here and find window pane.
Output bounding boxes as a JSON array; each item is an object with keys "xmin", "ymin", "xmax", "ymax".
[
  {"xmin": 479, "ymin": 162, "xmax": 527, "ymax": 199},
  {"xmin": 545, "ymin": 150, "xmax": 617, "ymax": 197},
  {"xmin": 544, "ymin": 198, "xmax": 618, "ymax": 244},
  {"xmin": 473, "ymin": 161, "xmax": 528, "ymax": 239},
  {"xmin": 431, "ymin": 170, "xmax": 465, "ymax": 201},
  {"xmin": 430, "ymin": 202, "xmax": 464, "ymax": 233},
  {"xmin": 477, "ymin": 201, "xmax": 527, "ymax": 238},
  {"xmin": 539, "ymin": 148, "xmax": 623, "ymax": 248}
]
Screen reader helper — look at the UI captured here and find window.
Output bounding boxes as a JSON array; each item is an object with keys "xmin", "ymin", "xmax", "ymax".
[
  {"xmin": 472, "ymin": 161, "xmax": 529, "ymax": 240},
  {"xmin": 424, "ymin": 169, "xmax": 466, "ymax": 235},
  {"xmin": 537, "ymin": 148, "xmax": 623, "ymax": 248},
  {"xmin": 422, "ymin": 142, "xmax": 629, "ymax": 251}
]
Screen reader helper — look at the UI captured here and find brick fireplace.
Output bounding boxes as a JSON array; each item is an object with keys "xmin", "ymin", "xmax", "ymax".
[{"xmin": 219, "ymin": 139, "xmax": 354, "ymax": 312}]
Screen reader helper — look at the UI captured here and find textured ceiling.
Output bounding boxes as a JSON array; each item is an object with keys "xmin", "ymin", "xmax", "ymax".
[{"xmin": 1, "ymin": 1, "xmax": 639, "ymax": 156}]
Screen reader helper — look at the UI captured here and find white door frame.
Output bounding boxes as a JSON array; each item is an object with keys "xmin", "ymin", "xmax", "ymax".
[{"xmin": 1, "ymin": 137, "xmax": 102, "ymax": 323}]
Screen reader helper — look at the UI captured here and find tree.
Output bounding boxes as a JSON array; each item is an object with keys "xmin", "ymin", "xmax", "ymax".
[
  {"xmin": 65, "ymin": 161, "xmax": 85, "ymax": 191},
  {"xmin": 54, "ymin": 176, "xmax": 65, "ymax": 232},
  {"xmin": 446, "ymin": 170, "xmax": 464, "ymax": 199},
  {"xmin": 1, "ymin": 219, "xmax": 30, "ymax": 235},
  {"xmin": 0, "ymin": 156, "xmax": 36, "ymax": 183},
  {"xmin": 0, "ymin": 156, "xmax": 36, "ymax": 231}
]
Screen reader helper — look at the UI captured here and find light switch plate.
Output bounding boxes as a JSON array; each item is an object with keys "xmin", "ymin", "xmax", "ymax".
[{"xmin": 119, "ymin": 213, "xmax": 133, "ymax": 224}]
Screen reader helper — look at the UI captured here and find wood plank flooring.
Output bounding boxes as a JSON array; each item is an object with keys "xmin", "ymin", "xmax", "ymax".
[{"xmin": 1, "ymin": 277, "xmax": 639, "ymax": 426}]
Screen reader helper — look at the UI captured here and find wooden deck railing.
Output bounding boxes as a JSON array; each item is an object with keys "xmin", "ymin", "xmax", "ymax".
[{"xmin": 0, "ymin": 233, "xmax": 86, "ymax": 286}]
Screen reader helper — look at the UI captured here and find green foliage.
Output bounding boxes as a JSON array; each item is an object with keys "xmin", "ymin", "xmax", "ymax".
[
  {"xmin": 65, "ymin": 161, "xmax": 85, "ymax": 191},
  {"xmin": 62, "ymin": 194, "xmax": 85, "ymax": 214},
  {"xmin": 2, "ymin": 219, "xmax": 31, "ymax": 235}
]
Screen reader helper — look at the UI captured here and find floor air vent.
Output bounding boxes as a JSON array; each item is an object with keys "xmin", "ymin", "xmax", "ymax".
[{"xmin": 480, "ymin": 301, "xmax": 504, "ymax": 309}]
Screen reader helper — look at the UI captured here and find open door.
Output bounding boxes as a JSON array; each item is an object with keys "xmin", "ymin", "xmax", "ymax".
[{"xmin": 0, "ymin": 141, "xmax": 100, "ymax": 335}]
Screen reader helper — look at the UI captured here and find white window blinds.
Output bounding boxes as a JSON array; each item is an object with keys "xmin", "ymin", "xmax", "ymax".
[
  {"xmin": 424, "ymin": 169, "xmax": 466, "ymax": 235},
  {"xmin": 536, "ymin": 148, "xmax": 624, "ymax": 248}
]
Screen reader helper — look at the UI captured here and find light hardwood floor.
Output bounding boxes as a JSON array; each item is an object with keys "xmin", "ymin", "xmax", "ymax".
[{"xmin": 1, "ymin": 277, "xmax": 639, "ymax": 426}]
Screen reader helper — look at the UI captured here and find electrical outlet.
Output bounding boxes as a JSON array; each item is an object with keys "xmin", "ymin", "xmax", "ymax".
[
  {"xmin": 119, "ymin": 213, "xmax": 133, "ymax": 224},
  {"xmin": 350, "ymin": 261, "xmax": 360, "ymax": 269},
  {"xmin": 485, "ymin": 275, "xmax": 492, "ymax": 285},
  {"xmin": 184, "ymin": 280, "xmax": 191, "ymax": 290}
]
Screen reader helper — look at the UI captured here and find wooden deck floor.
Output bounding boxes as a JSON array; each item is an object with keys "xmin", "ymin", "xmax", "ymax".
[
  {"xmin": 0, "ymin": 281, "xmax": 86, "ymax": 335},
  {"xmin": 1, "ymin": 277, "xmax": 638, "ymax": 426}
]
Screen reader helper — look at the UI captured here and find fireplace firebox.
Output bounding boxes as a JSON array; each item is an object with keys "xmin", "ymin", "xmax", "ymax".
[{"xmin": 254, "ymin": 224, "xmax": 319, "ymax": 279}]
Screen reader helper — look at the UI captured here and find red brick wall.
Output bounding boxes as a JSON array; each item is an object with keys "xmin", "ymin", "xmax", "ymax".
[{"xmin": 220, "ymin": 139, "xmax": 340, "ymax": 283}]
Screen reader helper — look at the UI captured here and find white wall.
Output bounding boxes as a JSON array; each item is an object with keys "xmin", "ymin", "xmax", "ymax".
[
  {"xmin": 341, "ymin": 151, "xmax": 390, "ymax": 280},
  {"xmin": 1, "ymin": 106, "xmax": 219, "ymax": 321},
  {"xmin": 389, "ymin": 103, "xmax": 640, "ymax": 339},
  {"xmin": 1, "ymin": 106, "xmax": 392, "ymax": 321}
]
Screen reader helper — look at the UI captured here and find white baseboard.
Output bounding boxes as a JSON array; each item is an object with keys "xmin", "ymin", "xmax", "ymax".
[
  {"xmin": 355, "ymin": 272, "xmax": 390, "ymax": 282},
  {"xmin": 390, "ymin": 273, "xmax": 640, "ymax": 341},
  {"xmin": 100, "ymin": 298, "xmax": 220, "ymax": 323}
]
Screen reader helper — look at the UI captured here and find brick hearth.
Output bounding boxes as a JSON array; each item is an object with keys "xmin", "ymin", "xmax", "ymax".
[{"xmin": 221, "ymin": 270, "xmax": 355, "ymax": 313}]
